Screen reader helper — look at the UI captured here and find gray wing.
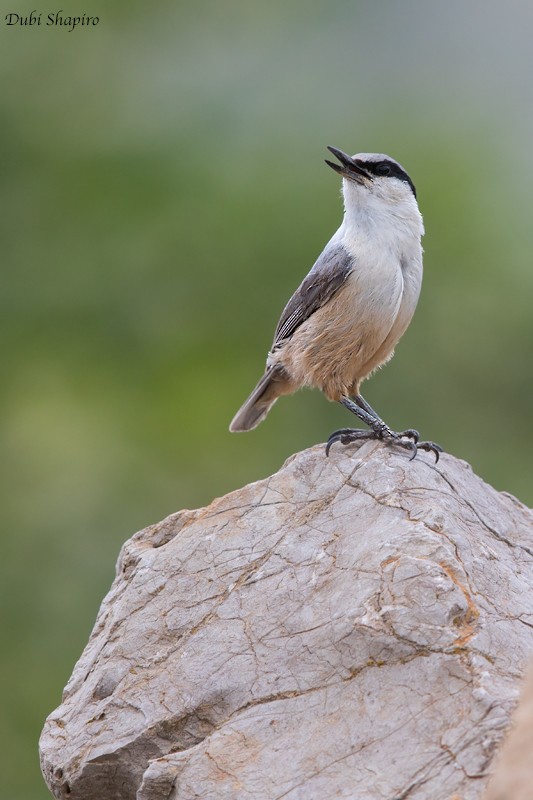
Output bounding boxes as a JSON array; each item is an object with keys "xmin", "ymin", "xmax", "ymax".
[{"xmin": 272, "ymin": 242, "xmax": 353, "ymax": 347}]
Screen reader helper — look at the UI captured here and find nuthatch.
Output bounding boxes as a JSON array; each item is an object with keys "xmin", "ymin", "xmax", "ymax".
[{"xmin": 230, "ymin": 146, "xmax": 441, "ymax": 461}]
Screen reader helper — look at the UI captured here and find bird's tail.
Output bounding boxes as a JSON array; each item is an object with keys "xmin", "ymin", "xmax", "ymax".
[{"xmin": 230, "ymin": 368, "xmax": 288, "ymax": 432}]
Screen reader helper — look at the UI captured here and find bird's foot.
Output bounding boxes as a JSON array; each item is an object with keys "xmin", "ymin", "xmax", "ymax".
[
  {"xmin": 387, "ymin": 428, "xmax": 442, "ymax": 461},
  {"xmin": 326, "ymin": 426, "xmax": 442, "ymax": 462}
]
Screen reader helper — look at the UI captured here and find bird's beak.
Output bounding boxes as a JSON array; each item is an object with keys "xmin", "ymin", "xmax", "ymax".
[{"xmin": 325, "ymin": 146, "xmax": 372, "ymax": 184}]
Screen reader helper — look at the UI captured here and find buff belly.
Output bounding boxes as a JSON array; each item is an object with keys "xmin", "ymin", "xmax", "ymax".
[{"xmin": 273, "ymin": 270, "xmax": 408, "ymax": 401}]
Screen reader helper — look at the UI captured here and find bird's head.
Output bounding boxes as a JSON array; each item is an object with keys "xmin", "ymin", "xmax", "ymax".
[{"xmin": 326, "ymin": 147, "xmax": 419, "ymax": 218}]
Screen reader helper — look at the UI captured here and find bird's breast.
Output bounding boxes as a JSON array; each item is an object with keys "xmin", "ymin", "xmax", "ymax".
[{"xmin": 277, "ymin": 245, "xmax": 422, "ymax": 400}]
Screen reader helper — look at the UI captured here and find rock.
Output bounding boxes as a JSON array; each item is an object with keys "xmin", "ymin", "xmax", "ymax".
[
  {"xmin": 482, "ymin": 660, "xmax": 533, "ymax": 800},
  {"xmin": 39, "ymin": 442, "xmax": 533, "ymax": 800}
]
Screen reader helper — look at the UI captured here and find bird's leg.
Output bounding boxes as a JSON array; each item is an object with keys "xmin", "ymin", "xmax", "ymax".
[
  {"xmin": 326, "ymin": 394, "xmax": 443, "ymax": 462},
  {"xmin": 341, "ymin": 396, "xmax": 393, "ymax": 437},
  {"xmin": 325, "ymin": 396, "xmax": 395, "ymax": 456},
  {"xmin": 355, "ymin": 395, "xmax": 419, "ymax": 443}
]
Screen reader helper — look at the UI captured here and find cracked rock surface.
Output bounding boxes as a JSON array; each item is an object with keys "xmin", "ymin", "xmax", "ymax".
[{"xmin": 40, "ymin": 443, "xmax": 533, "ymax": 800}]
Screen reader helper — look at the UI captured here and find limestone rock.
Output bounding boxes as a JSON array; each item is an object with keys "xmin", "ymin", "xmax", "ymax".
[
  {"xmin": 483, "ymin": 661, "xmax": 533, "ymax": 800},
  {"xmin": 39, "ymin": 442, "xmax": 533, "ymax": 799}
]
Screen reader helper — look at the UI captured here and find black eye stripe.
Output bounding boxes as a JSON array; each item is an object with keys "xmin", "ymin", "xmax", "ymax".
[{"xmin": 360, "ymin": 159, "xmax": 417, "ymax": 199}]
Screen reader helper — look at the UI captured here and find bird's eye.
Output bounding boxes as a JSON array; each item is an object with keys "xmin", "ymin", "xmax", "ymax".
[{"xmin": 375, "ymin": 163, "xmax": 392, "ymax": 176}]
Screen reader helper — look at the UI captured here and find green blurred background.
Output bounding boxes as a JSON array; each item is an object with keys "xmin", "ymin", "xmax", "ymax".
[{"xmin": 1, "ymin": 1, "xmax": 532, "ymax": 796}]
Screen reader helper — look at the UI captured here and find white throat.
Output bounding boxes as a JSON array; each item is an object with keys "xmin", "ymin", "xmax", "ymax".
[{"xmin": 340, "ymin": 179, "xmax": 424, "ymax": 255}]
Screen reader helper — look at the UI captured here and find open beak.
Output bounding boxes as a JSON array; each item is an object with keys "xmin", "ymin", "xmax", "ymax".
[{"xmin": 325, "ymin": 146, "xmax": 372, "ymax": 184}]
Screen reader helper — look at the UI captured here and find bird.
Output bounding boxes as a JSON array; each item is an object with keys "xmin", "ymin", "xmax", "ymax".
[{"xmin": 229, "ymin": 146, "xmax": 442, "ymax": 461}]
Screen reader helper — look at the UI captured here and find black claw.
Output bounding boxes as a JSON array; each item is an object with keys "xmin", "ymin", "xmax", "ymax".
[
  {"xmin": 326, "ymin": 428, "xmax": 351, "ymax": 456},
  {"xmin": 325, "ymin": 432, "xmax": 342, "ymax": 457},
  {"xmin": 325, "ymin": 436, "xmax": 337, "ymax": 457},
  {"xmin": 416, "ymin": 441, "xmax": 443, "ymax": 463}
]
